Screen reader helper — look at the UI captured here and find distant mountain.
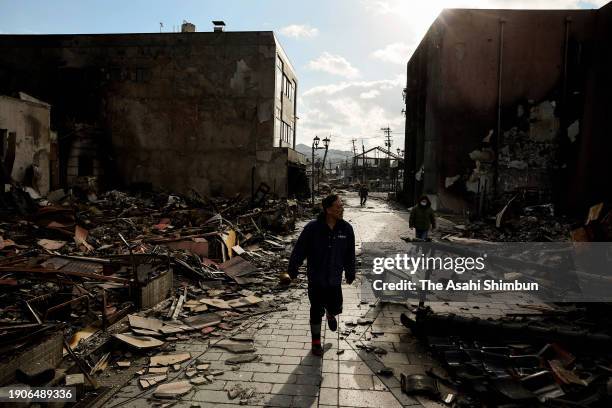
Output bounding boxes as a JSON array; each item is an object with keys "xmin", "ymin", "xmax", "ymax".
[{"xmin": 295, "ymin": 143, "xmax": 354, "ymax": 166}]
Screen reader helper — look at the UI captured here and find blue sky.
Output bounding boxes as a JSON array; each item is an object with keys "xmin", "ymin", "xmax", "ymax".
[{"xmin": 0, "ymin": 0, "xmax": 606, "ymax": 151}]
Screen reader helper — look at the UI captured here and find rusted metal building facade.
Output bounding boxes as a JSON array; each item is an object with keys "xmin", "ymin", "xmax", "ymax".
[{"xmin": 403, "ymin": 2, "xmax": 612, "ymax": 215}]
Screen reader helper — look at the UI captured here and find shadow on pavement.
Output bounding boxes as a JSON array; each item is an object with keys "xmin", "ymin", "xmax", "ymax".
[{"xmin": 264, "ymin": 343, "xmax": 332, "ymax": 407}]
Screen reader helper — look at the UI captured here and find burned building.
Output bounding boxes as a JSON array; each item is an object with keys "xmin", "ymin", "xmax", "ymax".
[
  {"xmin": 0, "ymin": 28, "xmax": 305, "ymax": 198},
  {"xmin": 403, "ymin": 2, "xmax": 612, "ymax": 215},
  {"xmin": 0, "ymin": 93, "xmax": 53, "ymax": 195}
]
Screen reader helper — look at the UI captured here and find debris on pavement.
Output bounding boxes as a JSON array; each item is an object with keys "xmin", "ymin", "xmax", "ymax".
[
  {"xmin": 153, "ymin": 380, "xmax": 193, "ymax": 398},
  {"xmin": 398, "ymin": 305, "xmax": 612, "ymax": 406},
  {"xmin": 0, "ymin": 186, "xmax": 310, "ymax": 402}
]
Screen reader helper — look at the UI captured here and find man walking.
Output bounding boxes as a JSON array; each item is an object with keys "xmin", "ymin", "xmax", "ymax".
[
  {"xmin": 288, "ymin": 194, "xmax": 356, "ymax": 356},
  {"xmin": 409, "ymin": 195, "xmax": 436, "ymax": 240},
  {"xmin": 359, "ymin": 184, "xmax": 369, "ymax": 206}
]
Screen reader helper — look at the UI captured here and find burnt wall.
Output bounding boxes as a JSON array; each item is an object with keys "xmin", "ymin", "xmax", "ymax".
[
  {"xmin": 404, "ymin": 7, "xmax": 606, "ymax": 215},
  {"xmin": 0, "ymin": 32, "xmax": 290, "ymax": 197},
  {"xmin": 568, "ymin": 2, "xmax": 612, "ymax": 213},
  {"xmin": 0, "ymin": 96, "xmax": 51, "ymax": 195}
]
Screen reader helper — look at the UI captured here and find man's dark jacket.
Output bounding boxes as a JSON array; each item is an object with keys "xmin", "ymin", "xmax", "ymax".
[{"xmin": 288, "ymin": 214, "xmax": 356, "ymax": 287}]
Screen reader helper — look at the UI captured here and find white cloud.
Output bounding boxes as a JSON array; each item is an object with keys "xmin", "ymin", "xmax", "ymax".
[
  {"xmin": 360, "ymin": 89, "xmax": 380, "ymax": 99},
  {"xmin": 363, "ymin": 0, "xmax": 395, "ymax": 14},
  {"xmin": 307, "ymin": 52, "xmax": 360, "ymax": 79},
  {"xmin": 371, "ymin": 42, "xmax": 417, "ymax": 65},
  {"xmin": 298, "ymin": 76, "xmax": 406, "ymax": 150},
  {"xmin": 279, "ymin": 24, "xmax": 319, "ymax": 38}
]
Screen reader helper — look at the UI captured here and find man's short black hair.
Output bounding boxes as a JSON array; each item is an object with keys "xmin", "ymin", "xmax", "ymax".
[{"xmin": 322, "ymin": 194, "xmax": 339, "ymax": 210}]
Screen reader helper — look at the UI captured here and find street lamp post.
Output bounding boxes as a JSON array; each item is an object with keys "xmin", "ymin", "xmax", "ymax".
[
  {"xmin": 319, "ymin": 137, "xmax": 330, "ymax": 194},
  {"xmin": 311, "ymin": 136, "xmax": 320, "ymax": 206},
  {"xmin": 311, "ymin": 135, "xmax": 330, "ymax": 206}
]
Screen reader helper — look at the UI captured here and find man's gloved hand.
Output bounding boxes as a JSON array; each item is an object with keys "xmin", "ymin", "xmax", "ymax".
[{"xmin": 279, "ymin": 272, "xmax": 292, "ymax": 286}]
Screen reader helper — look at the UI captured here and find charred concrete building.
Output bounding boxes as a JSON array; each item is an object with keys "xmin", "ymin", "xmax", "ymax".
[
  {"xmin": 403, "ymin": 2, "xmax": 612, "ymax": 216},
  {"xmin": 0, "ymin": 28, "xmax": 305, "ymax": 198},
  {"xmin": 0, "ymin": 93, "xmax": 53, "ymax": 195}
]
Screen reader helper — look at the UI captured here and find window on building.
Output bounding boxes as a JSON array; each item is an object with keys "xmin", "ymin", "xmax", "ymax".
[
  {"xmin": 278, "ymin": 121, "xmax": 292, "ymax": 145},
  {"xmin": 276, "ymin": 56, "xmax": 283, "ymax": 101},
  {"xmin": 283, "ymin": 74, "xmax": 293, "ymax": 99}
]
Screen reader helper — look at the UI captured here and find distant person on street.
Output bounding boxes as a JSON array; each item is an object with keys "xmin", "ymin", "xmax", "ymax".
[
  {"xmin": 409, "ymin": 195, "xmax": 436, "ymax": 240},
  {"xmin": 288, "ymin": 194, "xmax": 356, "ymax": 356},
  {"xmin": 359, "ymin": 184, "xmax": 369, "ymax": 206}
]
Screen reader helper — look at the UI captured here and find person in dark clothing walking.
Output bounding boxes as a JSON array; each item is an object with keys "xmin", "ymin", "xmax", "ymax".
[
  {"xmin": 288, "ymin": 194, "xmax": 356, "ymax": 356},
  {"xmin": 359, "ymin": 184, "xmax": 369, "ymax": 206},
  {"xmin": 409, "ymin": 195, "xmax": 436, "ymax": 240}
]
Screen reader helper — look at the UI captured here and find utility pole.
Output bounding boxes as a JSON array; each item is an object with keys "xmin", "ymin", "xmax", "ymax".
[
  {"xmin": 351, "ymin": 139, "xmax": 357, "ymax": 183},
  {"xmin": 381, "ymin": 126, "xmax": 392, "ymax": 151},
  {"xmin": 381, "ymin": 126, "xmax": 392, "ymax": 190},
  {"xmin": 311, "ymin": 139, "xmax": 316, "ymax": 206},
  {"xmin": 362, "ymin": 142, "xmax": 366, "ymax": 185}
]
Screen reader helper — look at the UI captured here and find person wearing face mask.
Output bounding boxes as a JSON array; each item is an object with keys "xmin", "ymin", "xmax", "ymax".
[{"xmin": 409, "ymin": 195, "xmax": 436, "ymax": 240}]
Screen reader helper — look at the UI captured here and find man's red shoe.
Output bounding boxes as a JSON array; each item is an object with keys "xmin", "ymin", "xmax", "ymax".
[{"xmin": 311, "ymin": 339, "xmax": 323, "ymax": 356}]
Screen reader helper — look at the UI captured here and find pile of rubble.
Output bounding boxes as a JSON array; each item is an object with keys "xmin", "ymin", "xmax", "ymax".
[
  {"xmin": 0, "ymin": 185, "xmax": 308, "ymax": 403},
  {"xmin": 442, "ymin": 198, "xmax": 610, "ymax": 243},
  {"xmin": 400, "ymin": 305, "xmax": 612, "ymax": 407}
]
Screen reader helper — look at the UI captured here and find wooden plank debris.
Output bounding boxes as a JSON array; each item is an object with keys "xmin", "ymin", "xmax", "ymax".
[
  {"xmin": 148, "ymin": 367, "xmax": 168, "ymax": 374},
  {"xmin": 37, "ymin": 239, "xmax": 67, "ymax": 251},
  {"xmin": 226, "ymin": 295, "xmax": 263, "ymax": 308},
  {"xmin": 200, "ymin": 298, "xmax": 232, "ymax": 310},
  {"xmin": 65, "ymin": 374, "xmax": 85, "ymax": 386},
  {"xmin": 132, "ymin": 328, "xmax": 161, "ymax": 337},
  {"xmin": 190, "ymin": 376, "xmax": 208, "ymax": 385},
  {"xmin": 128, "ymin": 314, "xmax": 164, "ymax": 331},
  {"xmin": 150, "ymin": 353, "xmax": 191, "ymax": 367},
  {"xmin": 170, "ymin": 294, "xmax": 185, "ymax": 320},
  {"xmin": 219, "ymin": 256, "xmax": 259, "ymax": 284},
  {"xmin": 113, "ymin": 333, "xmax": 164, "ymax": 349},
  {"xmin": 139, "ymin": 374, "xmax": 167, "ymax": 389},
  {"xmin": 153, "ymin": 381, "xmax": 193, "ymax": 398},
  {"xmin": 183, "ymin": 312, "xmax": 222, "ymax": 329},
  {"xmin": 232, "ymin": 245, "xmax": 245, "ymax": 255}
]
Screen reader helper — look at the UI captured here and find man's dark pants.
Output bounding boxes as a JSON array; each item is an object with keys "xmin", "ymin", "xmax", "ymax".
[
  {"xmin": 415, "ymin": 229, "xmax": 429, "ymax": 240},
  {"xmin": 308, "ymin": 284, "xmax": 342, "ymax": 342}
]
